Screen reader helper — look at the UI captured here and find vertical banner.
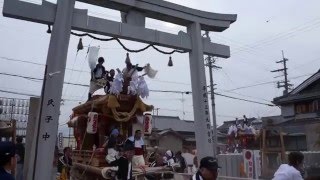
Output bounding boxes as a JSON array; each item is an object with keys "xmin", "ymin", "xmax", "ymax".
[
  {"xmin": 243, "ymin": 149, "xmax": 254, "ymax": 178},
  {"xmin": 253, "ymin": 150, "xmax": 261, "ymax": 179},
  {"xmin": 143, "ymin": 113, "xmax": 152, "ymax": 135},
  {"xmin": 58, "ymin": 132, "xmax": 63, "ymax": 149},
  {"xmin": 88, "ymin": 46, "xmax": 100, "ymax": 70}
]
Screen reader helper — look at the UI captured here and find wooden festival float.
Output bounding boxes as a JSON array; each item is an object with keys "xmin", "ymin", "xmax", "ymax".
[
  {"xmin": 66, "ymin": 54, "xmax": 173, "ymax": 179},
  {"xmin": 68, "ymin": 95, "xmax": 156, "ymax": 179},
  {"xmin": 226, "ymin": 122, "xmax": 261, "ymax": 153}
]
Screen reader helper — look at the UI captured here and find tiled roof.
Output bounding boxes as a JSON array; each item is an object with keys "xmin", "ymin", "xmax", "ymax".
[
  {"xmin": 152, "ymin": 115, "xmax": 195, "ymax": 132},
  {"xmin": 152, "ymin": 115, "xmax": 227, "ymax": 135},
  {"xmin": 273, "ymin": 69, "xmax": 320, "ymax": 105}
]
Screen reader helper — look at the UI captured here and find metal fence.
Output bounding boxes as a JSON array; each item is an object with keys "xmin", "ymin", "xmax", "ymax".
[
  {"xmin": 218, "ymin": 153, "xmax": 243, "ymax": 178},
  {"xmin": 216, "ymin": 151, "xmax": 320, "ymax": 179}
]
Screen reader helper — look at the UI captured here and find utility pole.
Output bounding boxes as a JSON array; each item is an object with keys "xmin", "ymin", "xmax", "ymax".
[
  {"xmin": 153, "ymin": 108, "xmax": 159, "ymax": 116},
  {"xmin": 271, "ymin": 50, "xmax": 293, "ymax": 95},
  {"xmin": 204, "ymin": 31, "xmax": 221, "ymax": 157}
]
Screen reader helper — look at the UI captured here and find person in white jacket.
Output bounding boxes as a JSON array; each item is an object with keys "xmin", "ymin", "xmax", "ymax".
[{"xmin": 273, "ymin": 152, "xmax": 304, "ymax": 180}]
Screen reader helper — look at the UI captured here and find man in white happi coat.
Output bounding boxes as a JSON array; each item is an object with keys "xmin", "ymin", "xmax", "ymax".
[{"xmin": 127, "ymin": 130, "xmax": 145, "ymax": 168}]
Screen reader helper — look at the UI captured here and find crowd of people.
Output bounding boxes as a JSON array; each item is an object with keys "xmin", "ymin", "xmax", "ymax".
[
  {"xmin": 0, "ymin": 136, "xmax": 25, "ymax": 180},
  {"xmin": 100, "ymin": 128, "xmax": 207, "ymax": 179},
  {"xmin": 2, "ymin": 137, "xmax": 320, "ymax": 179}
]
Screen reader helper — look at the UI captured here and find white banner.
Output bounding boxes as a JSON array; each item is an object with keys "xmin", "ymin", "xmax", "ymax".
[
  {"xmin": 58, "ymin": 132, "xmax": 63, "ymax": 149},
  {"xmin": 243, "ymin": 149, "xmax": 254, "ymax": 178},
  {"xmin": 253, "ymin": 150, "xmax": 261, "ymax": 179},
  {"xmin": 88, "ymin": 46, "xmax": 100, "ymax": 70}
]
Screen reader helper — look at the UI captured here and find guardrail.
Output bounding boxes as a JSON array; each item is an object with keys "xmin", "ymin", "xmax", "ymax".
[{"xmin": 173, "ymin": 173, "xmax": 265, "ymax": 180}]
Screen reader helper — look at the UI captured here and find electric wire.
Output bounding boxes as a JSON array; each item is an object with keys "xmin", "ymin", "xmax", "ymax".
[{"xmin": 0, "ymin": 71, "xmax": 275, "ymax": 106}]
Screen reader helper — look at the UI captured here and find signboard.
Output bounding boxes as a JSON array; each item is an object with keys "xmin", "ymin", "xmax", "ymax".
[
  {"xmin": 58, "ymin": 132, "xmax": 63, "ymax": 149},
  {"xmin": 243, "ymin": 149, "xmax": 254, "ymax": 178},
  {"xmin": 253, "ymin": 150, "xmax": 261, "ymax": 179}
]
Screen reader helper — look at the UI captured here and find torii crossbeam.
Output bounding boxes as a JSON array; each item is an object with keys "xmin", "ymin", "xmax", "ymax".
[{"xmin": 2, "ymin": 0, "xmax": 236, "ymax": 179}]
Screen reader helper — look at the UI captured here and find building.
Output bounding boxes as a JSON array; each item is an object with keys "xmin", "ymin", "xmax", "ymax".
[
  {"xmin": 62, "ymin": 136, "xmax": 76, "ymax": 149},
  {"xmin": 146, "ymin": 115, "xmax": 226, "ymax": 152},
  {"xmin": 266, "ymin": 69, "xmax": 320, "ymax": 151},
  {"xmin": 0, "ymin": 97, "xmax": 29, "ymax": 137}
]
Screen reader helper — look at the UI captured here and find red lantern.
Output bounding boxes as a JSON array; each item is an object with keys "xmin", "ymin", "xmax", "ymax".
[
  {"xmin": 144, "ymin": 113, "xmax": 152, "ymax": 135},
  {"xmin": 87, "ymin": 112, "xmax": 98, "ymax": 134}
]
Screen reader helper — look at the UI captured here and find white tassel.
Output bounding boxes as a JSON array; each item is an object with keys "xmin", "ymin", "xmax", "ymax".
[{"xmin": 144, "ymin": 63, "xmax": 158, "ymax": 79}]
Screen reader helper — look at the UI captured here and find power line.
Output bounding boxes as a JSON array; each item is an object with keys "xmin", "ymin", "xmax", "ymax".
[
  {"xmin": 224, "ymin": 73, "xmax": 313, "ymax": 92},
  {"xmin": 155, "ymin": 107, "xmax": 237, "ymax": 119},
  {"xmin": 216, "ymin": 18, "xmax": 320, "ymax": 56},
  {"xmin": 214, "ymin": 92, "xmax": 274, "ymax": 106},
  {"xmin": 292, "ymin": 57, "xmax": 320, "ymax": 70},
  {"xmin": 63, "ymin": 52, "xmax": 79, "ymax": 97},
  {"xmin": 0, "ymin": 56, "xmax": 91, "ymax": 73},
  {"xmin": 0, "ymin": 56, "xmax": 192, "ymax": 86},
  {"xmin": 1, "ymin": 55, "xmax": 315, "ymax": 90},
  {"xmin": 0, "ymin": 71, "xmax": 275, "ymax": 106},
  {"xmin": 218, "ymin": 90, "xmax": 271, "ymax": 103},
  {"xmin": 0, "ymin": 72, "xmax": 42, "ymax": 81},
  {"xmin": 0, "ymin": 88, "xmax": 83, "ymax": 103},
  {"xmin": 1, "ymin": 70, "xmax": 312, "ymax": 106},
  {"xmin": 0, "ymin": 89, "xmax": 38, "ymax": 97},
  {"xmin": 231, "ymin": 18, "xmax": 320, "ymax": 54}
]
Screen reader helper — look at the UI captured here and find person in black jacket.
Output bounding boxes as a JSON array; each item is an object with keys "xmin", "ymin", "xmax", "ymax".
[
  {"xmin": 175, "ymin": 151, "xmax": 187, "ymax": 173},
  {"xmin": 104, "ymin": 69, "xmax": 115, "ymax": 94},
  {"xmin": 15, "ymin": 136, "xmax": 24, "ymax": 180},
  {"xmin": 0, "ymin": 142, "xmax": 16, "ymax": 180},
  {"xmin": 88, "ymin": 57, "xmax": 107, "ymax": 100},
  {"xmin": 58, "ymin": 147, "xmax": 73, "ymax": 177},
  {"xmin": 109, "ymin": 140, "xmax": 135, "ymax": 180},
  {"xmin": 192, "ymin": 156, "xmax": 220, "ymax": 180}
]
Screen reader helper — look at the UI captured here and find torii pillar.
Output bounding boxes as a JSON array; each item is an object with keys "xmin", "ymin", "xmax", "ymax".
[{"xmin": 3, "ymin": 0, "xmax": 236, "ymax": 179}]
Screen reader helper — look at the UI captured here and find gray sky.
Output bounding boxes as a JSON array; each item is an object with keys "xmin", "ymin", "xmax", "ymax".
[{"xmin": 0, "ymin": 0, "xmax": 320, "ymax": 135}]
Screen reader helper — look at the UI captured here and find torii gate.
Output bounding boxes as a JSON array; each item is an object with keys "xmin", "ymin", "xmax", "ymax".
[{"xmin": 2, "ymin": 0, "xmax": 236, "ymax": 179}]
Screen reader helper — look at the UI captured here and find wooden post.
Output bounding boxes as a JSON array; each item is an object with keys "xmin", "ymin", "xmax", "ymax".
[
  {"xmin": 279, "ymin": 129, "xmax": 286, "ymax": 162},
  {"xmin": 261, "ymin": 129, "xmax": 266, "ymax": 177},
  {"xmin": 11, "ymin": 119, "xmax": 16, "ymax": 176}
]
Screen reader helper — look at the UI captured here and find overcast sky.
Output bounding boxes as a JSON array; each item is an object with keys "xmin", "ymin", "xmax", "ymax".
[{"xmin": 0, "ymin": 0, "xmax": 320, "ymax": 135}]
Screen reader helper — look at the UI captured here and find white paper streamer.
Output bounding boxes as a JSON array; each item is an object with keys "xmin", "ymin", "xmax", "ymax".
[
  {"xmin": 109, "ymin": 73, "xmax": 123, "ymax": 95},
  {"xmin": 127, "ymin": 73, "xmax": 139, "ymax": 95},
  {"xmin": 87, "ymin": 46, "xmax": 100, "ymax": 70},
  {"xmin": 137, "ymin": 76, "xmax": 149, "ymax": 98}
]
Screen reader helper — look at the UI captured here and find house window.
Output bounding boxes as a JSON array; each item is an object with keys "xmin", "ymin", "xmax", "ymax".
[
  {"xmin": 150, "ymin": 140, "xmax": 158, "ymax": 146},
  {"xmin": 295, "ymin": 99, "xmax": 320, "ymax": 114},
  {"xmin": 312, "ymin": 100, "xmax": 319, "ymax": 112},
  {"xmin": 284, "ymin": 136, "xmax": 307, "ymax": 151}
]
